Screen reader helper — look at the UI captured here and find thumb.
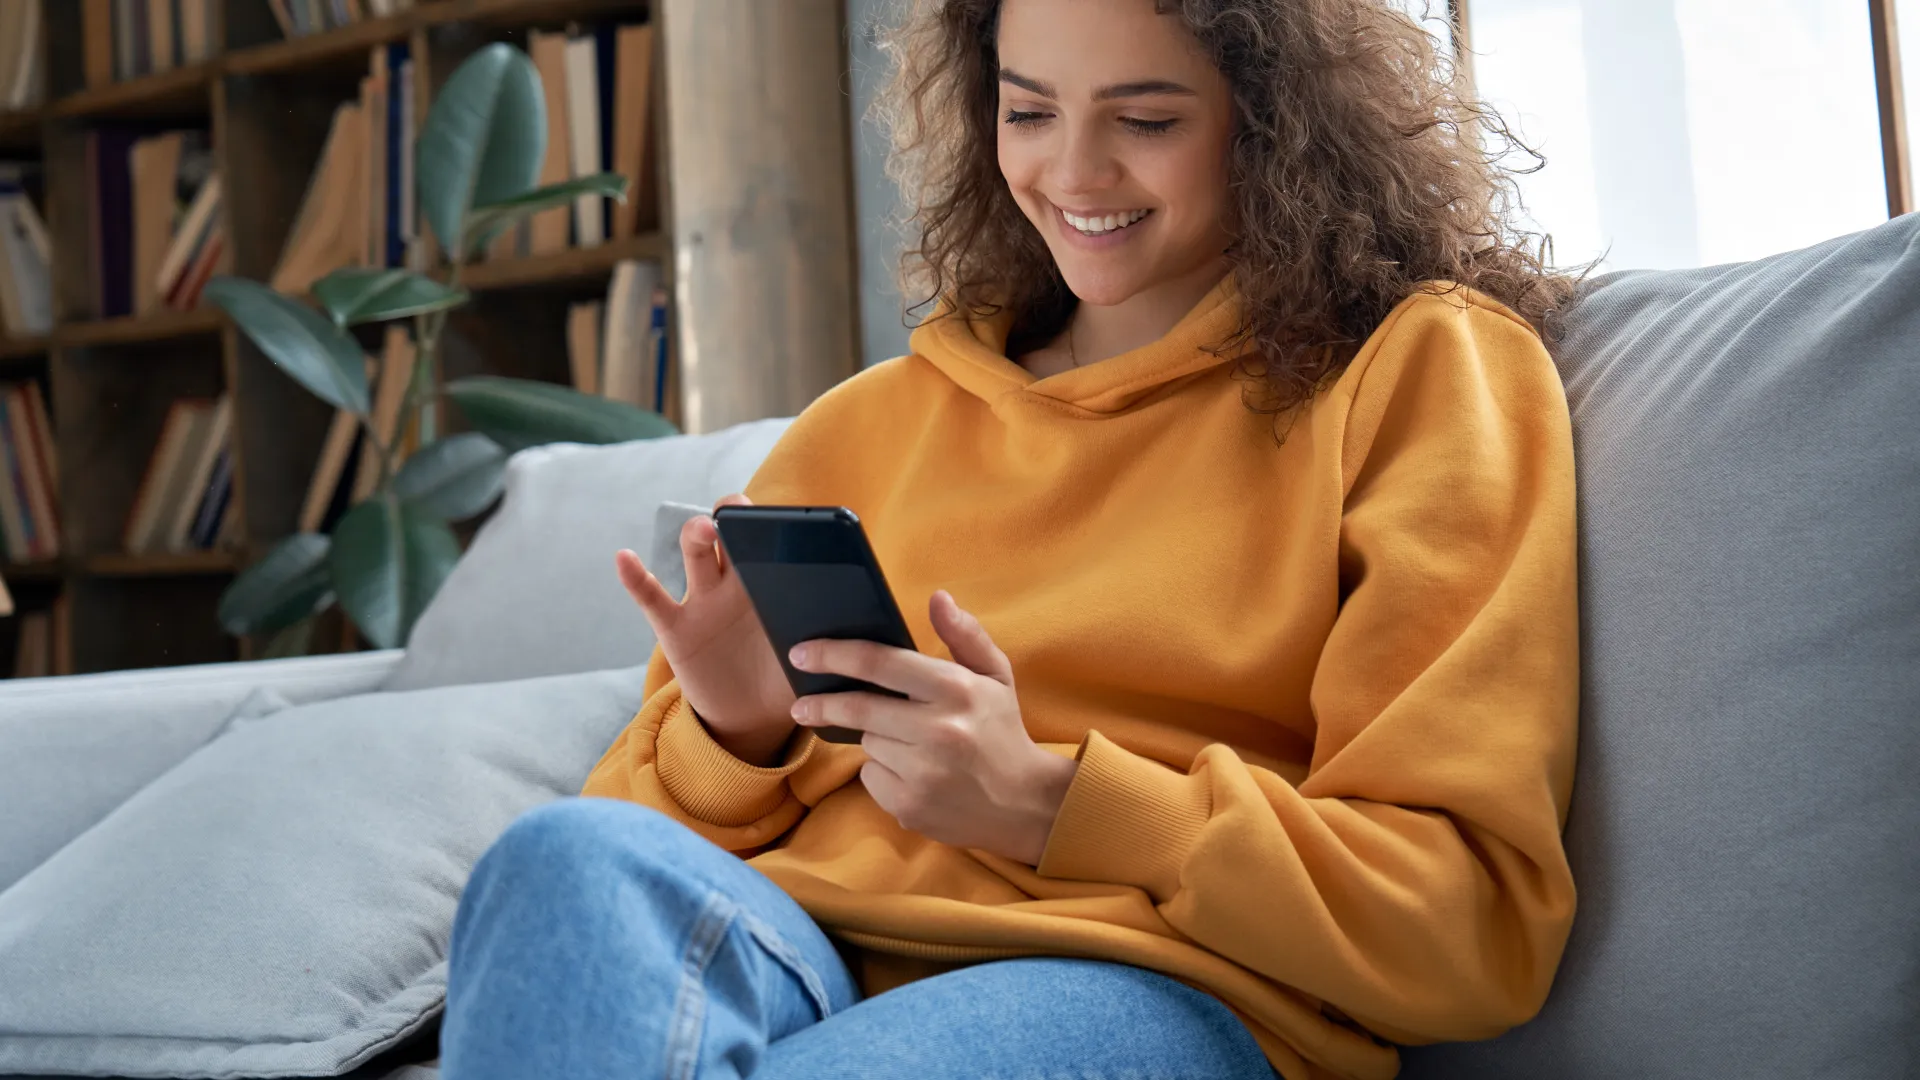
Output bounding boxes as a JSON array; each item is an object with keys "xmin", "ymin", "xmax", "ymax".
[{"xmin": 930, "ymin": 590, "xmax": 1014, "ymax": 685}]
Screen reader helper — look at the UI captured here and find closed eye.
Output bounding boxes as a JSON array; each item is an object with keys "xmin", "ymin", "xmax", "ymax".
[
  {"xmin": 1004, "ymin": 109, "xmax": 1048, "ymax": 126},
  {"xmin": 1121, "ymin": 117, "xmax": 1178, "ymax": 135}
]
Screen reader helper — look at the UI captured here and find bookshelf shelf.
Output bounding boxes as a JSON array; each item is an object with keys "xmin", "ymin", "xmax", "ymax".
[
  {"xmin": 0, "ymin": 559, "xmax": 62, "ymax": 581},
  {"xmin": 82, "ymin": 551, "xmax": 239, "ymax": 577},
  {"xmin": 54, "ymin": 308, "xmax": 225, "ymax": 349},
  {"xmin": 224, "ymin": 13, "xmax": 419, "ymax": 78},
  {"xmin": 464, "ymin": 232, "xmax": 668, "ymax": 291},
  {"xmin": 0, "ymin": 336, "xmax": 48, "ymax": 361},
  {"xmin": 49, "ymin": 63, "xmax": 217, "ymax": 121},
  {"xmin": 0, "ymin": 108, "xmax": 40, "ymax": 151}
]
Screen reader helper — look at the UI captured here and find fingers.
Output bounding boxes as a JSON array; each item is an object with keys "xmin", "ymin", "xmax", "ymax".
[
  {"xmin": 790, "ymin": 637, "xmax": 964, "ymax": 704},
  {"xmin": 680, "ymin": 514, "xmax": 725, "ymax": 594},
  {"xmin": 614, "ymin": 549, "xmax": 678, "ymax": 626},
  {"xmin": 794, "ymin": 689, "xmax": 919, "ymax": 742}
]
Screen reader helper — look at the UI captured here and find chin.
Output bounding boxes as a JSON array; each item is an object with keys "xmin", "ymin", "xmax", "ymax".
[{"xmin": 1054, "ymin": 261, "xmax": 1155, "ymax": 307}]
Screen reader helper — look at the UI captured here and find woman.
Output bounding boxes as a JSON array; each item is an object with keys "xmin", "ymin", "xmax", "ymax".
[{"xmin": 441, "ymin": 0, "xmax": 1580, "ymax": 1077}]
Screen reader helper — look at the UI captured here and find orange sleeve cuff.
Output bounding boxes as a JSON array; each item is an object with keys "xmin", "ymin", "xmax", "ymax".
[
  {"xmin": 1036, "ymin": 729, "xmax": 1213, "ymax": 903},
  {"xmin": 654, "ymin": 695, "xmax": 818, "ymax": 827}
]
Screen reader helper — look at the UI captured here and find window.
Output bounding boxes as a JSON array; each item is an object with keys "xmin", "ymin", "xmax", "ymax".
[{"xmin": 1465, "ymin": 0, "xmax": 1893, "ymax": 271}]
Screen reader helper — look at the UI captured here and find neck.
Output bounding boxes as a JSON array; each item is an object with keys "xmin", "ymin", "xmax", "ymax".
[{"xmin": 1068, "ymin": 256, "xmax": 1229, "ymax": 365}]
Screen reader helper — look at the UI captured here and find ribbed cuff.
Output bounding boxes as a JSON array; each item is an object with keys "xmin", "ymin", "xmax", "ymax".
[
  {"xmin": 654, "ymin": 695, "xmax": 816, "ymax": 827},
  {"xmin": 1036, "ymin": 730, "xmax": 1212, "ymax": 903}
]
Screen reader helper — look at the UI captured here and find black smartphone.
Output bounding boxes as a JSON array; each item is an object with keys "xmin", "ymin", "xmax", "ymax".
[{"xmin": 711, "ymin": 505, "xmax": 917, "ymax": 744}]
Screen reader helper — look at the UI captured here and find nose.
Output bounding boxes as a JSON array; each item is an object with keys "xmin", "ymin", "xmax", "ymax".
[{"xmin": 1048, "ymin": 118, "xmax": 1121, "ymax": 197}]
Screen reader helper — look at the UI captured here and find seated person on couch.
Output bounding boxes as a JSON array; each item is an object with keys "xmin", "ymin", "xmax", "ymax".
[{"xmin": 440, "ymin": 0, "xmax": 1582, "ymax": 1076}]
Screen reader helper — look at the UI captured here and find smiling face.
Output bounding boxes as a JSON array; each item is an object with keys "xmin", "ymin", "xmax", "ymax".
[{"xmin": 995, "ymin": 0, "xmax": 1237, "ymax": 309}]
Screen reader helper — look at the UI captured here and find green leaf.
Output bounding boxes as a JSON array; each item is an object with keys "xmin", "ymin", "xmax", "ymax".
[
  {"xmin": 328, "ymin": 497, "xmax": 462, "ymax": 650},
  {"xmin": 392, "ymin": 432, "xmax": 508, "ymax": 521},
  {"xmin": 462, "ymin": 172, "xmax": 628, "ymax": 257},
  {"xmin": 260, "ymin": 617, "xmax": 319, "ymax": 659},
  {"xmin": 445, "ymin": 375, "xmax": 679, "ymax": 453},
  {"xmin": 417, "ymin": 43, "xmax": 546, "ymax": 262},
  {"xmin": 217, "ymin": 533, "xmax": 336, "ymax": 636},
  {"xmin": 204, "ymin": 277, "xmax": 370, "ymax": 413},
  {"xmin": 313, "ymin": 268, "xmax": 469, "ymax": 327}
]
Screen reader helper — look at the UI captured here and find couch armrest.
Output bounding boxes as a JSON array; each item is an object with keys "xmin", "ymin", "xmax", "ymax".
[{"xmin": 0, "ymin": 650, "xmax": 406, "ymax": 893}]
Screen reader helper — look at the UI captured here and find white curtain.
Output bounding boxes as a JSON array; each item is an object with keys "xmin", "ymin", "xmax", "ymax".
[{"xmin": 1468, "ymin": 0, "xmax": 1889, "ymax": 271}]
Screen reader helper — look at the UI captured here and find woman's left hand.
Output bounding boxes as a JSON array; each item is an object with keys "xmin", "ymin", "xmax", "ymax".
[{"xmin": 787, "ymin": 590, "xmax": 1078, "ymax": 866}]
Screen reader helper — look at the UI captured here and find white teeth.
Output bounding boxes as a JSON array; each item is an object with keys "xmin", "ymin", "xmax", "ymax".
[{"xmin": 1063, "ymin": 208, "xmax": 1149, "ymax": 235}]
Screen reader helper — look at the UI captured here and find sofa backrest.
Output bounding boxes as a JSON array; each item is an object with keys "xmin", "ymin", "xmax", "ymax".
[{"xmin": 1403, "ymin": 215, "xmax": 1920, "ymax": 1079}]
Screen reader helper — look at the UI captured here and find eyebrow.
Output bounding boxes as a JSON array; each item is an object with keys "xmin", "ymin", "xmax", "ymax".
[{"xmin": 998, "ymin": 69, "xmax": 1198, "ymax": 101}]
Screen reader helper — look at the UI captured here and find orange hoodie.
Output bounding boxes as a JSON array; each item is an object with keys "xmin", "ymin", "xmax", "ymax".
[{"xmin": 582, "ymin": 277, "xmax": 1580, "ymax": 1080}]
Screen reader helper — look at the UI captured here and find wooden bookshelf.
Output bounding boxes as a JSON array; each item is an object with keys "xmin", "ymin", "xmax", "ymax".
[{"xmin": 0, "ymin": 0, "xmax": 858, "ymax": 679}]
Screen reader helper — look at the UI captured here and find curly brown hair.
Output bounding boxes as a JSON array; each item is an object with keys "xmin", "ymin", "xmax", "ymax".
[{"xmin": 873, "ymin": 0, "xmax": 1581, "ymax": 419}]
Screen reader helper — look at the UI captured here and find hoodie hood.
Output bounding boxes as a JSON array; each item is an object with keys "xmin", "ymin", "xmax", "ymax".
[{"xmin": 907, "ymin": 274, "xmax": 1250, "ymax": 416}]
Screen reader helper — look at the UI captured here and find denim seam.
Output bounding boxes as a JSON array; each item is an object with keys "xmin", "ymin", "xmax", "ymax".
[
  {"xmin": 664, "ymin": 890, "xmax": 737, "ymax": 1080},
  {"xmin": 738, "ymin": 910, "xmax": 840, "ymax": 1021}
]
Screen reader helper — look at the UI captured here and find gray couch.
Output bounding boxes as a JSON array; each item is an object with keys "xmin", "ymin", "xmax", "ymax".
[{"xmin": 1, "ymin": 214, "xmax": 1914, "ymax": 1080}]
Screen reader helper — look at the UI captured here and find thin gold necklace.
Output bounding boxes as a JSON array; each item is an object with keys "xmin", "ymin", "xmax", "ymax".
[{"xmin": 1066, "ymin": 319, "xmax": 1081, "ymax": 368}]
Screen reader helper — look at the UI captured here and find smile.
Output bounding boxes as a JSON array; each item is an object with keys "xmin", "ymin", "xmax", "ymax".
[{"xmin": 1059, "ymin": 207, "xmax": 1152, "ymax": 236}]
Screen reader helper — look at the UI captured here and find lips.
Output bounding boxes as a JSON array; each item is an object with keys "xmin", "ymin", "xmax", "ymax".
[{"xmin": 1060, "ymin": 207, "xmax": 1152, "ymax": 235}]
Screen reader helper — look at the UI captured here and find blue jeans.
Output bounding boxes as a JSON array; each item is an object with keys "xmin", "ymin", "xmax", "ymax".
[{"xmin": 442, "ymin": 797, "xmax": 1275, "ymax": 1080}]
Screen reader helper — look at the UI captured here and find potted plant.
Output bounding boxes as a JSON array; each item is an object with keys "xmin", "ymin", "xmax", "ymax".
[{"xmin": 208, "ymin": 43, "xmax": 671, "ymax": 656}]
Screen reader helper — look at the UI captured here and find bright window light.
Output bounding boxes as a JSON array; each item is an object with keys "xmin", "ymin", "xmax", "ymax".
[{"xmin": 1468, "ymin": 0, "xmax": 1888, "ymax": 272}]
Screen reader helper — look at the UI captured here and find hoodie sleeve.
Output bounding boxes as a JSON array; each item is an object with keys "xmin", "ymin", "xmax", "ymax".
[
  {"xmin": 1035, "ymin": 292, "xmax": 1581, "ymax": 1044},
  {"xmin": 577, "ymin": 371, "xmax": 904, "ymax": 851}
]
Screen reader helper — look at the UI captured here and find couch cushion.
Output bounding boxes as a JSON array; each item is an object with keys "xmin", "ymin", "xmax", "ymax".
[
  {"xmin": 0, "ymin": 664, "xmax": 647, "ymax": 1079},
  {"xmin": 1401, "ymin": 218, "xmax": 1920, "ymax": 1077},
  {"xmin": 383, "ymin": 419, "xmax": 793, "ymax": 691},
  {"xmin": 0, "ymin": 650, "xmax": 403, "ymax": 896}
]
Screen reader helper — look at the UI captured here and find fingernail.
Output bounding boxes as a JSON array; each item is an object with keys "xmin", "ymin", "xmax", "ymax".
[{"xmin": 789, "ymin": 644, "xmax": 811, "ymax": 667}]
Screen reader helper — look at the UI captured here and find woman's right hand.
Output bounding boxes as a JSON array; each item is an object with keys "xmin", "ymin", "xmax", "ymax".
[{"xmin": 615, "ymin": 494, "xmax": 799, "ymax": 767}]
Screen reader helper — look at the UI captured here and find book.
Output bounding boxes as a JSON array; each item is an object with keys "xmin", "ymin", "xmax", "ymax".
[
  {"xmin": 112, "ymin": 0, "xmax": 136, "ymax": 82},
  {"xmin": 0, "ymin": 0, "xmax": 42, "ymax": 110},
  {"xmin": 271, "ymin": 102, "xmax": 368, "ymax": 294},
  {"xmin": 19, "ymin": 380, "xmax": 53, "ymax": 491},
  {"xmin": 187, "ymin": 443, "xmax": 232, "ymax": 549},
  {"xmin": 6, "ymin": 385, "xmax": 58, "ymax": 558},
  {"xmin": 611, "ymin": 23, "xmax": 655, "ymax": 238},
  {"xmin": 600, "ymin": 259, "xmax": 661, "ymax": 406},
  {"xmin": 364, "ymin": 50, "xmax": 387, "ymax": 269},
  {"xmin": 90, "ymin": 128, "xmax": 142, "ymax": 318},
  {"xmin": 147, "ymin": 0, "xmax": 175, "ymax": 74},
  {"xmin": 11, "ymin": 610, "xmax": 49, "ymax": 678},
  {"xmin": 0, "ymin": 565, "xmax": 11, "ymax": 617},
  {"xmin": 567, "ymin": 300, "xmax": 603, "ymax": 395},
  {"xmin": 180, "ymin": 0, "xmax": 211, "ymax": 63},
  {"xmin": 123, "ymin": 398, "xmax": 206, "ymax": 553},
  {"xmin": 351, "ymin": 327, "xmax": 415, "ymax": 501},
  {"xmin": 648, "ymin": 283, "xmax": 670, "ymax": 413},
  {"xmin": 0, "ymin": 191, "xmax": 51, "ymax": 337},
  {"xmin": 155, "ymin": 170, "xmax": 220, "ymax": 301},
  {"xmin": 166, "ymin": 226, "xmax": 223, "ymax": 310},
  {"xmin": 131, "ymin": 130, "xmax": 211, "ymax": 314},
  {"xmin": 163, "ymin": 393, "xmax": 229, "ymax": 551},
  {"xmin": 84, "ymin": 0, "xmax": 114, "ymax": 88},
  {"xmin": 0, "ymin": 398, "xmax": 29, "ymax": 561},
  {"xmin": 564, "ymin": 32, "xmax": 604, "ymax": 247},
  {"xmin": 528, "ymin": 31, "xmax": 573, "ymax": 256},
  {"xmin": 300, "ymin": 401, "xmax": 360, "ymax": 534}
]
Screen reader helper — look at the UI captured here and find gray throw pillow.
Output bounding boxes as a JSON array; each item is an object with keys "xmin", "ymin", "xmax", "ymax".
[
  {"xmin": 0, "ymin": 664, "xmax": 648, "ymax": 1079},
  {"xmin": 384, "ymin": 419, "xmax": 793, "ymax": 691},
  {"xmin": 0, "ymin": 651, "xmax": 402, "ymax": 896},
  {"xmin": 1401, "ymin": 218, "xmax": 1920, "ymax": 1077}
]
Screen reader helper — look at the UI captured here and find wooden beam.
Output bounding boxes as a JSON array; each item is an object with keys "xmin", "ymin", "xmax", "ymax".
[
  {"xmin": 659, "ymin": 0, "xmax": 861, "ymax": 433},
  {"xmin": 1870, "ymin": 0, "xmax": 1913, "ymax": 217}
]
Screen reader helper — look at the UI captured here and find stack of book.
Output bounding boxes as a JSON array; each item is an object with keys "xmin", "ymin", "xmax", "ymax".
[
  {"xmin": 489, "ymin": 20, "xmax": 655, "ymax": 261},
  {"xmin": 123, "ymin": 394, "xmax": 236, "ymax": 555},
  {"xmin": 0, "ymin": 0, "xmax": 45, "ymax": 112},
  {"xmin": 0, "ymin": 379, "xmax": 57, "ymax": 563},
  {"xmin": 0, "ymin": 167, "xmax": 51, "ymax": 339},
  {"xmin": 273, "ymin": 43, "xmax": 416, "ymax": 293},
  {"xmin": 81, "ymin": 0, "xmax": 218, "ymax": 87},
  {"xmin": 9, "ymin": 598, "xmax": 67, "ymax": 678},
  {"xmin": 266, "ymin": 0, "xmax": 418, "ymax": 39},
  {"xmin": 566, "ymin": 259, "xmax": 669, "ymax": 412},
  {"xmin": 299, "ymin": 325, "xmax": 418, "ymax": 533},
  {"xmin": 88, "ymin": 128, "xmax": 222, "ymax": 319}
]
